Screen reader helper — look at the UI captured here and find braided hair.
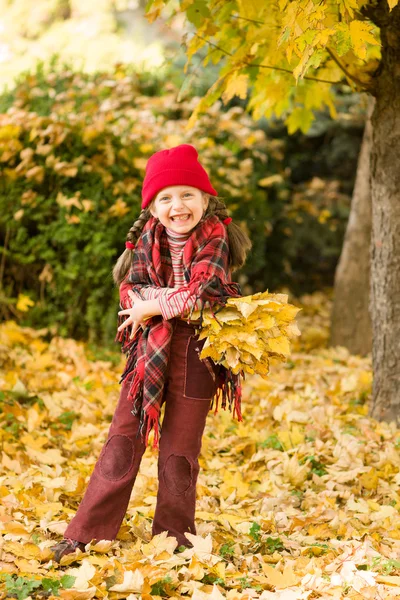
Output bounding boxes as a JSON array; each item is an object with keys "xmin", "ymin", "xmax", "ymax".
[
  {"xmin": 112, "ymin": 194, "xmax": 251, "ymax": 287},
  {"xmin": 204, "ymin": 196, "xmax": 252, "ymax": 272},
  {"xmin": 112, "ymin": 208, "xmax": 151, "ymax": 287}
]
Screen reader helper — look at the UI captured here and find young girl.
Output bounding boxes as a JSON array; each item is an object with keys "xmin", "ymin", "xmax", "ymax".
[{"xmin": 50, "ymin": 144, "xmax": 252, "ymax": 561}]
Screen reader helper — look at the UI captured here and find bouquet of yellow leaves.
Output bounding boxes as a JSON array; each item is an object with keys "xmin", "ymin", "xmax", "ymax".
[{"xmin": 193, "ymin": 291, "xmax": 301, "ymax": 377}]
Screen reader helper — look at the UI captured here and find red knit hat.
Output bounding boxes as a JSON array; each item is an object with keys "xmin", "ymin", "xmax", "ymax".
[{"xmin": 141, "ymin": 144, "xmax": 217, "ymax": 209}]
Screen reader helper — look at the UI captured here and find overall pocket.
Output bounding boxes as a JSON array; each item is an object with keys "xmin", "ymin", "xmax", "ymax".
[{"xmin": 183, "ymin": 335, "xmax": 220, "ymax": 400}]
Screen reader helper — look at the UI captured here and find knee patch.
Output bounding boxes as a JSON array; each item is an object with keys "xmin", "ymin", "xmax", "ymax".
[
  {"xmin": 163, "ymin": 454, "xmax": 192, "ymax": 495},
  {"xmin": 100, "ymin": 434, "xmax": 134, "ymax": 480}
]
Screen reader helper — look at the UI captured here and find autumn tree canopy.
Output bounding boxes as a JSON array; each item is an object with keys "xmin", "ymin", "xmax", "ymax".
[
  {"xmin": 146, "ymin": 0, "xmax": 390, "ymax": 131},
  {"xmin": 147, "ymin": 0, "xmax": 400, "ymax": 424}
]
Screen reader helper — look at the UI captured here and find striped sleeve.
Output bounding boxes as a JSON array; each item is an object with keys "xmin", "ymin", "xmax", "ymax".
[
  {"xmin": 119, "ymin": 228, "xmax": 207, "ymax": 320},
  {"xmin": 159, "ymin": 289, "xmax": 203, "ymax": 320},
  {"xmin": 120, "ymin": 277, "xmax": 173, "ymax": 310},
  {"xmin": 120, "ymin": 281, "xmax": 201, "ymax": 320}
]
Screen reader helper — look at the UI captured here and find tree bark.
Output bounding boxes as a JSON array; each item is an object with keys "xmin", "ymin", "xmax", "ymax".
[
  {"xmin": 367, "ymin": 2, "xmax": 400, "ymax": 423},
  {"xmin": 329, "ymin": 97, "xmax": 374, "ymax": 355}
]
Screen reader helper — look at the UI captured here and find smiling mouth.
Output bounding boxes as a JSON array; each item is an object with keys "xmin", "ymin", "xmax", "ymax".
[{"xmin": 171, "ymin": 214, "xmax": 191, "ymax": 221}]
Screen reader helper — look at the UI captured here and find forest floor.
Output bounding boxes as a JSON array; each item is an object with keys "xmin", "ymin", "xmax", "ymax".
[{"xmin": 0, "ymin": 290, "xmax": 399, "ymax": 600}]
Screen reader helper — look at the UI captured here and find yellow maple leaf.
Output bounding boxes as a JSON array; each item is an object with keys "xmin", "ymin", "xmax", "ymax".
[
  {"xmin": 141, "ymin": 530, "xmax": 178, "ymax": 557},
  {"xmin": 282, "ymin": 454, "xmax": 309, "ymax": 486},
  {"xmin": 261, "ymin": 563, "xmax": 300, "ymax": 588},
  {"xmin": 349, "ymin": 21, "xmax": 380, "ymax": 60},
  {"xmin": 145, "ymin": 0, "xmax": 165, "ymax": 24},
  {"xmin": 286, "ymin": 106, "xmax": 314, "ymax": 134},
  {"xmin": 266, "ymin": 335, "xmax": 291, "ymax": 356},
  {"xmin": 108, "ymin": 198, "xmax": 130, "ymax": 217},
  {"xmin": 225, "ymin": 346, "xmax": 241, "ymax": 369},
  {"xmin": 222, "ymin": 74, "xmax": 249, "ymax": 104},
  {"xmin": 188, "ymin": 554, "xmax": 205, "ymax": 580},
  {"xmin": 220, "ymin": 470, "xmax": 250, "ymax": 498},
  {"xmin": 164, "ymin": 134, "xmax": 183, "ymax": 147},
  {"xmin": 66, "ymin": 214, "xmax": 81, "ymax": 224},
  {"xmin": 237, "ymin": 0, "xmax": 262, "ymax": 20},
  {"xmin": 16, "ymin": 293, "xmax": 35, "ymax": 312},
  {"xmin": 53, "ymin": 162, "xmax": 78, "ymax": 177},
  {"xmin": 14, "ymin": 557, "xmax": 43, "ymax": 574},
  {"xmin": 65, "ymin": 559, "xmax": 97, "ymax": 591},
  {"xmin": 277, "ymin": 425, "xmax": 305, "ymax": 450},
  {"xmin": 4, "ymin": 541, "xmax": 41, "ymax": 560},
  {"xmin": 293, "ymin": 45, "xmax": 314, "ymax": 81},
  {"xmin": 0, "ymin": 124, "xmax": 21, "ymax": 139},
  {"xmin": 20, "ymin": 433, "xmax": 48, "ymax": 450},
  {"xmin": 133, "ymin": 157, "xmax": 148, "ymax": 170},
  {"xmin": 359, "ymin": 468, "xmax": 379, "ymax": 491},
  {"xmin": 258, "ymin": 174, "xmax": 284, "ymax": 187},
  {"xmin": 26, "ymin": 447, "xmax": 66, "ymax": 465}
]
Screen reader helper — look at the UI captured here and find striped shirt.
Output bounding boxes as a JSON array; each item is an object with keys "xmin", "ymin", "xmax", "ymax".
[{"xmin": 138, "ymin": 227, "xmax": 203, "ymax": 320}]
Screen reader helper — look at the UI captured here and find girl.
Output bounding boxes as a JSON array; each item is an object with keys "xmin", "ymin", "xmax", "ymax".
[{"xmin": 50, "ymin": 144, "xmax": 252, "ymax": 561}]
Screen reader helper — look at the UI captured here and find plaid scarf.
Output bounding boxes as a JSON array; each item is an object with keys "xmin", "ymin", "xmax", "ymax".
[{"xmin": 115, "ymin": 214, "xmax": 243, "ymax": 449}]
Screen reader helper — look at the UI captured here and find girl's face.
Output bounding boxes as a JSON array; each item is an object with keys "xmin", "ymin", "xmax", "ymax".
[{"xmin": 149, "ymin": 185, "xmax": 209, "ymax": 234}]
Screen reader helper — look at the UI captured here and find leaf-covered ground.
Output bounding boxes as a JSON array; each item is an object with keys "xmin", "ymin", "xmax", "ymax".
[{"xmin": 1, "ymin": 291, "xmax": 400, "ymax": 600}]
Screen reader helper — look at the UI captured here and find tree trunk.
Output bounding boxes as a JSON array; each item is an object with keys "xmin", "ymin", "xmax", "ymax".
[
  {"xmin": 329, "ymin": 97, "xmax": 374, "ymax": 355},
  {"xmin": 367, "ymin": 2, "xmax": 400, "ymax": 423}
]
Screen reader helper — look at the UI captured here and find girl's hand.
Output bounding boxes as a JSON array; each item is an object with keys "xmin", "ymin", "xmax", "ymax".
[{"xmin": 118, "ymin": 290, "xmax": 148, "ymax": 339}]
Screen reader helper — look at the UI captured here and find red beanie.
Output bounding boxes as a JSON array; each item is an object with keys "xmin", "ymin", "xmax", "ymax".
[{"xmin": 141, "ymin": 144, "xmax": 217, "ymax": 209}]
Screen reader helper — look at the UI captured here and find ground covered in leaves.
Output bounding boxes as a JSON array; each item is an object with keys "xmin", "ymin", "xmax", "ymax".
[{"xmin": 1, "ymin": 291, "xmax": 400, "ymax": 599}]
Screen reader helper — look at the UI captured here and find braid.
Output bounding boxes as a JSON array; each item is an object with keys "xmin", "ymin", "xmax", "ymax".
[
  {"xmin": 128, "ymin": 208, "xmax": 151, "ymax": 246},
  {"xmin": 207, "ymin": 197, "xmax": 230, "ymax": 221},
  {"xmin": 205, "ymin": 194, "xmax": 252, "ymax": 272},
  {"xmin": 112, "ymin": 208, "xmax": 151, "ymax": 287}
]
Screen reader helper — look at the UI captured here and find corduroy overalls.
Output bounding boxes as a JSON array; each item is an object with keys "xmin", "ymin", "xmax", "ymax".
[{"xmin": 64, "ymin": 318, "xmax": 219, "ymax": 548}]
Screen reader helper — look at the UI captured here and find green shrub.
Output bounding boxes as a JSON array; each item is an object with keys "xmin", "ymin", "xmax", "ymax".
[
  {"xmin": 0, "ymin": 60, "xmax": 354, "ymax": 344},
  {"xmin": 0, "ymin": 61, "xmax": 287, "ymax": 344}
]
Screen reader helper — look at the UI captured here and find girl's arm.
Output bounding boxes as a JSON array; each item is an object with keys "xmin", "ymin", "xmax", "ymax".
[
  {"xmin": 158, "ymin": 229, "xmax": 241, "ymax": 320},
  {"xmin": 158, "ymin": 288, "xmax": 203, "ymax": 320},
  {"xmin": 120, "ymin": 278, "xmax": 202, "ymax": 319},
  {"xmin": 117, "ymin": 293, "xmax": 163, "ymax": 338},
  {"xmin": 119, "ymin": 278, "xmax": 173, "ymax": 309}
]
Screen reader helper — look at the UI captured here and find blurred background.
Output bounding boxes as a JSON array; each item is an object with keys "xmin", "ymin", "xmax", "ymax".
[{"xmin": 0, "ymin": 0, "xmax": 366, "ymax": 347}]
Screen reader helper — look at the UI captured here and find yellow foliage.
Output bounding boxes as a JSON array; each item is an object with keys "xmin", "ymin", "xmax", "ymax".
[
  {"xmin": 0, "ymin": 293, "xmax": 400, "ymax": 598},
  {"xmin": 168, "ymin": 0, "xmax": 382, "ymax": 133},
  {"xmin": 258, "ymin": 174, "xmax": 284, "ymax": 187},
  {"xmin": 198, "ymin": 291, "xmax": 301, "ymax": 376},
  {"xmin": 349, "ymin": 21, "xmax": 380, "ymax": 60},
  {"xmin": 221, "ymin": 74, "xmax": 249, "ymax": 104},
  {"xmin": 261, "ymin": 563, "xmax": 300, "ymax": 588},
  {"xmin": 53, "ymin": 162, "xmax": 78, "ymax": 177},
  {"xmin": 0, "ymin": 124, "xmax": 22, "ymax": 139},
  {"xmin": 107, "ymin": 198, "xmax": 130, "ymax": 217},
  {"xmin": 16, "ymin": 294, "xmax": 35, "ymax": 312}
]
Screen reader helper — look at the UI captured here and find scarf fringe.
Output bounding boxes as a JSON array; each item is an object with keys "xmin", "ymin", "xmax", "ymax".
[
  {"xmin": 211, "ymin": 370, "xmax": 244, "ymax": 423},
  {"xmin": 126, "ymin": 369, "xmax": 143, "ymax": 404},
  {"xmin": 167, "ymin": 271, "xmax": 206, "ymax": 320},
  {"xmin": 168, "ymin": 273, "xmax": 230, "ymax": 323},
  {"xmin": 135, "ymin": 405, "xmax": 160, "ymax": 449},
  {"xmin": 115, "ymin": 312, "xmax": 138, "ymax": 356}
]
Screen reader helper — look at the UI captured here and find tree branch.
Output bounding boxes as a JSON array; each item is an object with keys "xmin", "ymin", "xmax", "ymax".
[
  {"xmin": 325, "ymin": 47, "xmax": 372, "ymax": 90},
  {"xmin": 230, "ymin": 13, "xmax": 267, "ymax": 26},
  {"xmin": 193, "ymin": 33, "xmax": 342, "ymax": 85}
]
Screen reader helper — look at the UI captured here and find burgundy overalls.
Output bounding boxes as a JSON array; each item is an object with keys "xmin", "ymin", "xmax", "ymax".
[{"xmin": 64, "ymin": 318, "xmax": 219, "ymax": 548}]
